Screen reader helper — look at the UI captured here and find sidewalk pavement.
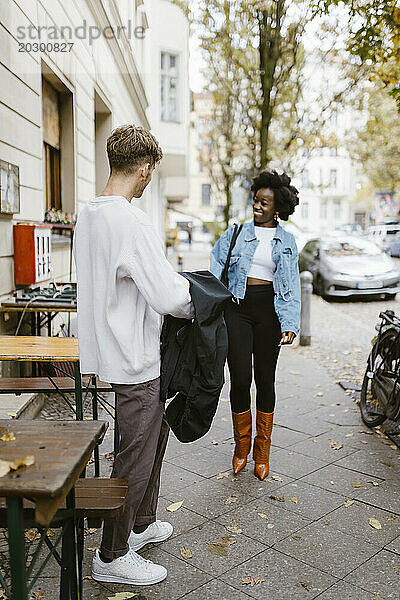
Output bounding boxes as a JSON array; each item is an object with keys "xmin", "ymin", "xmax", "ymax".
[
  {"xmin": 74, "ymin": 346, "xmax": 399, "ymax": 600},
  {"xmin": 26, "ymin": 244, "xmax": 400, "ymax": 599}
]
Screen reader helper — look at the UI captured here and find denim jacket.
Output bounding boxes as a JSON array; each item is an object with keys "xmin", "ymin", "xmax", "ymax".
[{"xmin": 210, "ymin": 221, "xmax": 301, "ymax": 335}]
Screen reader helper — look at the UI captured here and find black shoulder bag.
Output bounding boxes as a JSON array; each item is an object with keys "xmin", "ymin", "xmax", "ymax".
[{"xmin": 220, "ymin": 223, "xmax": 243, "ymax": 288}]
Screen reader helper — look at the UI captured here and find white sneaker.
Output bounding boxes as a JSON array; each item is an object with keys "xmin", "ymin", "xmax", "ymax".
[
  {"xmin": 92, "ymin": 548, "xmax": 167, "ymax": 585},
  {"xmin": 128, "ymin": 520, "xmax": 173, "ymax": 551}
]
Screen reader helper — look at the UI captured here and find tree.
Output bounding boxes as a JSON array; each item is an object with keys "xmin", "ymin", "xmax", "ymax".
[
  {"xmin": 314, "ymin": 1, "xmax": 400, "ymax": 108},
  {"xmin": 349, "ymin": 87, "xmax": 400, "ymax": 194}
]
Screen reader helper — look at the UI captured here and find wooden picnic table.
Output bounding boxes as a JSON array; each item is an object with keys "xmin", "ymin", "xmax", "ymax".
[
  {"xmin": 0, "ymin": 419, "xmax": 107, "ymax": 600},
  {"xmin": 0, "ymin": 336, "xmax": 84, "ymax": 419}
]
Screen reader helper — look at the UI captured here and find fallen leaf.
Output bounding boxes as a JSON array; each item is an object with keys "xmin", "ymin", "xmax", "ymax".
[
  {"xmin": 83, "ymin": 575, "xmax": 92, "ymax": 580},
  {"xmin": 107, "ymin": 594, "xmax": 138, "ymax": 600},
  {"xmin": 271, "ymin": 475, "xmax": 283, "ymax": 482},
  {"xmin": 269, "ymin": 495, "xmax": 285, "ymax": 502},
  {"xmin": 345, "ymin": 433, "xmax": 354, "ymax": 438},
  {"xmin": 368, "ymin": 518, "xmax": 382, "ymax": 530},
  {"xmin": 0, "ymin": 432, "xmax": 15, "ymax": 442},
  {"xmin": 368, "ymin": 481, "xmax": 380, "ymax": 487},
  {"xmin": 241, "ymin": 576, "xmax": 266, "ymax": 586},
  {"xmin": 351, "ymin": 482, "xmax": 362, "ymax": 488},
  {"xmin": 292, "ymin": 535, "xmax": 301, "ymax": 540},
  {"xmin": 221, "ymin": 417, "xmax": 228, "ymax": 422},
  {"xmin": 226, "ymin": 524, "xmax": 242, "ymax": 534},
  {"xmin": 31, "ymin": 591, "xmax": 46, "ymax": 600},
  {"xmin": 257, "ymin": 513, "xmax": 269, "ymax": 520},
  {"xmin": 0, "ymin": 455, "xmax": 35, "ymax": 478},
  {"xmin": 211, "ymin": 440, "xmax": 219, "ymax": 445},
  {"xmin": 46, "ymin": 529, "xmax": 55, "ymax": 537},
  {"xmin": 87, "ymin": 528, "xmax": 98, "ymax": 534},
  {"xmin": 290, "ymin": 497, "xmax": 298, "ymax": 504},
  {"xmin": 25, "ymin": 529, "xmax": 39, "ymax": 542},
  {"xmin": 216, "ymin": 472, "xmax": 230, "ymax": 480},
  {"xmin": 393, "ymin": 565, "xmax": 400, "ymax": 574},
  {"xmin": 315, "ymin": 392, "xmax": 324, "ymax": 397},
  {"xmin": 7, "ymin": 412, "xmax": 17, "ymax": 418},
  {"xmin": 390, "ymin": 444, "xmax": 397, "ymax": 450},
  {"xmin": 225, "ymin": 495, "xmax": 238, "ymax": 504},
  {"xmin": 359, "ymin": 430, "xmax": 373, "ymax": 435},
  {"xmin": 231, "ymin": 477, "xmax": 238, "ymax": 481},
  {"xmin": 299, "ymin": 581, "xmax": 313, "ymax": 590},
  {"xmin": 324, "ymin": 520, "xmax": 330, "ymax": 526},
  {"xmin": 206, "ymin": 543, "xmax": 227, "ymax": 557},
  {"xmin": 360, "ymin": 440, "xmax": 368, "ymax": 445},
  {"xmin": 166, "ymin": 501, "xmax": 183, "ymax": 512},
  {"xmin": 87, "ymin": 546, "xmax": 99, "ymax": 551},
  {"xmin": 328, "ymin": 439, "xmax": 343, "ymax": 450},
  {"xmin": 180, "ymin": 546, "xmax": 193, "ymax": 559},
  {"xmin": 330, "ymin": 480, "xmax": 335, "ymax": 485},
  {"xmin": 344, "ymin": 499, "xmax": 355, "ymax": 508}
]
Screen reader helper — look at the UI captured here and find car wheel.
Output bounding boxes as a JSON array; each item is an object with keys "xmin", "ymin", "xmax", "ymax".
[
  {"xmin": 385, "ymin": 293, "xmax": 397, "ymax": 300},
  {"xmin": 315, "ymin": 274, "xmax": 326, "ymax": 297}
]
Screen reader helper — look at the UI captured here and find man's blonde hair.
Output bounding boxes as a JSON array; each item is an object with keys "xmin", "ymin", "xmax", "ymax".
[{"xmin": 106, "ymin": 124, "xmax": 163, "ymax": 175}]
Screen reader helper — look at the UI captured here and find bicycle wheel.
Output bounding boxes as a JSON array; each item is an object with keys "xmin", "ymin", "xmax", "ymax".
[{"xmin": 360, "ymin": 328, "xmax": 400, "ymax": 427}]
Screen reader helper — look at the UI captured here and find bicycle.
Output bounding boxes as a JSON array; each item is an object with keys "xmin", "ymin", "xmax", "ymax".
[{"xmin": 360, "ymin": 310, "xmax": 400, "ymax": 428}]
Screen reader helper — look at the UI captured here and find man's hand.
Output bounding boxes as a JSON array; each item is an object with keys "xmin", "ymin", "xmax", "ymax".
[{"xmin": 279, "ymin": 331, "xmax": 296, "ymax": 346}]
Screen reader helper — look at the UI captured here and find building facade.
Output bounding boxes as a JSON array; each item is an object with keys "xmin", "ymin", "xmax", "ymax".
[{"xmin": 0, "ymin": 0, "xmax": 189, "ymax": 373}]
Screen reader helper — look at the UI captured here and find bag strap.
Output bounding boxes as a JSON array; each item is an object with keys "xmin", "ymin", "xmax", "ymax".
[{"xmin": 220, "ymin": 223, "xmax": 243, "ymax": 284}]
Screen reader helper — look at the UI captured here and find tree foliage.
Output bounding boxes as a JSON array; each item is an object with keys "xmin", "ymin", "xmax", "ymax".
[{"xmin": 313, "ymin": 0, "xmax": 400, "ymax": 107}]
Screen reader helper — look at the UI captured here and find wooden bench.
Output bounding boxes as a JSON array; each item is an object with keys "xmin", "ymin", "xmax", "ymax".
[
  {"xmin": 0, "ymin": 376, "xmax": 119, "ymax": 475},
  {"xmin": 0, "ymin": 478, "xmax": 128, "ymax": 529}
]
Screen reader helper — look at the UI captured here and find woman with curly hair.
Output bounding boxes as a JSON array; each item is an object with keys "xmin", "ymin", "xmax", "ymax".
[{"xmin": 210, "ymin": 169, "xmax": 301, "ymax": 479}]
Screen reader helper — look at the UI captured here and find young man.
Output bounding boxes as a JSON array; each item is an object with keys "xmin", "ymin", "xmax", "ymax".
[{"xmin": 73, "ymin": 125, "xmax": 194, "ymax": 585}]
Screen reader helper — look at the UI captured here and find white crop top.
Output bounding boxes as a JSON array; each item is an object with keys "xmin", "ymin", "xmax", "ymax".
[{"xmin": 247, "ymin": 226, "xmax": 276, "ymax": 281}]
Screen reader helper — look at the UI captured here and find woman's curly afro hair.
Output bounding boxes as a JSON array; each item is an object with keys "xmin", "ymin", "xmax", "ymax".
[{"xmin": 251, "ymin": 169, "xmax": 300, "ymax": 221}]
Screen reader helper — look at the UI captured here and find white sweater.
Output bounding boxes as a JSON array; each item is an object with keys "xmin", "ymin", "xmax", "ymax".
[{"xmin": 72, "ymin": 195, "xmax": 194, "ymax": 384}]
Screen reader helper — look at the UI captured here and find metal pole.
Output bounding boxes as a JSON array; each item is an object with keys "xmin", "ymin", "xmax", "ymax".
[
  {"xmin": 177, "ymin": 254, "xmax": 183, "ymax": 272},
  {"xmin": 300, "ymin": 271, "xmax": 313, "ymax": 346},
  {"xmin": 6, "ymin": 496, "xmax": 27, "ymax": 600}
]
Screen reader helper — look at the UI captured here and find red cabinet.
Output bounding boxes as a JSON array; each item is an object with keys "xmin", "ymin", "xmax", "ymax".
[{"xmin": 13, "ymin": 223, "xmax": 52, "ymax": 286}]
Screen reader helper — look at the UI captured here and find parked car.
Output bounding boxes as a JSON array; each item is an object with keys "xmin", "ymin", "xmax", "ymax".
[
  {"xmin": 334, "ymin": 223, "xmax": 363, "ymax": 235},
  {"xmin": 386, "ymin": 232, "xmax": 400, "ymax": 258},
  {"xmin": 367, "ymin": 224, "xmax": 400, "ymax": 253},
  {"xmin": 299, "ymin": 236, "xmax": 400, "ymax": 299}
]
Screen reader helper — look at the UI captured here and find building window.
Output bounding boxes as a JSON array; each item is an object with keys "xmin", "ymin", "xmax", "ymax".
[
  {"xmin": 202, "ymin": 183, "xmax": 211, "ymax": 206},
  {"xmin": 334, "ymin": 199, "xmax": 341, "ymax": 219},
  {"xmin": 161, "ymin": 52, "xmax": 179, "ymax": 121},
  {"xmin": 44, "ymin": 143, "xmax": 61, "ymax": 210},
  {"xmin": 301, "ymin": 169, "xmax": 310, "ymax": 188},
  {"xmin": 199, "ymin": 160, "xmax": 203, "ymax": 172},
  {"xmin": 320, "ymin": 199, "xmax": 327, "ymax": 219},
  {"xmin": 330, "ymin": 169, "xmax": 337, "ymax": 187},
  {"xmin": 301, "ymin": 202, "xmax": 309, "ymax": 219},
  {"xmin": 198, "ymin": 118, "xmax": 205, "ymax": 134}
]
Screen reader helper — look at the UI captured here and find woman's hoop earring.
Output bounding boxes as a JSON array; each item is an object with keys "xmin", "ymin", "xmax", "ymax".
[{"xmin": 274, "ymin": 211, "xmax": 279, "ymax": 220}]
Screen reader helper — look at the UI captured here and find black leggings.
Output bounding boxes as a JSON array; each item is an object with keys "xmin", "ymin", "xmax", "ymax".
[{"xmin": 224, "ymin": 284, "xmax": 281, "ymax": 413}]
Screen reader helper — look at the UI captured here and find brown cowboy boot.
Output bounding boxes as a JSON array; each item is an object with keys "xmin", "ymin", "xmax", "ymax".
[
  {"xmin": 231, "ymin": 410, "xmax": 252, "ymax": 474},
  {"xmin": 253, "ymin": 411, "xmax": 274, "ymax": 480}
]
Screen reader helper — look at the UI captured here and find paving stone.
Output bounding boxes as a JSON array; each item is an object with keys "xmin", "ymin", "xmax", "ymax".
[
  {"xmin": 270, "ymin": 448, "xmax": 328, "ymax": 479},
  {"xmin": 180, "ymin": 578, "xmax": 253, "ymax": 599},
  {"xmin": 215, "ymin": 496, "xmax": 311, "ymax": 545},
  {"xmin": 158, "ymin": 496, "xmax": 207, "ymax": 538},
  {"xmin": 385, "ymin": 536, "xmax": 400, "ymax": 555},
  {"xmin": 314, "ymin": 580, "xmax": 378, "ymax": 599},
  {"xmin": 287, "ymin": 430, "xmax": 359, "ymax": 462},
  {"xmin": 101, "ymin": 547, "xmax": 211, "ymax": 600},
  {"xmin": 270, "ymin": 425, "xmax": 310, "ymax": 448},
  {"xmin": 273, "ymin": 412, "xmax": 332, "ymax": 436},
  {"xmin": 163, "ymin": 477, "xmax": 258, "ymax": 519},
  {"xmin": 300, "ymin": 464, "xmax": 385, "ymax": 497},
  {"xmin": 161, "ymin": 520, "xmax": 266, "ymax": 576},
  {"xmin": 335, "ymin": 448, "xmax": 400, "ymax": 479},
  {"xmin": 160, "ymin": 461, "xmax": 206, "ymax": 495},
  {"xmin": 212, "ymin": 468, "xmax": 294, "ymax": 499},
  {"xmin": 354, "ymin": 480, "xmax": 400, "ymax": 516},
  {"xmin": 274, "ymin": 520, "xmax": 381, "ymax": 578},
  {"xmin": 167, "ymin": 445, "xmax": 233, "ymax": 477},
  {"xmin": 343, "ymin": 549, "xmax": 400, "ymax": 599},
  {"xmin": 325, "ymin": 500, "xmax": 399, "ymax": 546},
  {"xmin": 264, "ymin": 480, "xmax": 344, "ymax": 520},
  {"xmin": 310, "ymin": 404, "xmax": 362, "ymax": 426},
  {"xmin": 219, "ymin": 547, "xmax": 337, "ymax": 599}
]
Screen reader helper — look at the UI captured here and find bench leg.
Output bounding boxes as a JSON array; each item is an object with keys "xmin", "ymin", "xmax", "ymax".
[
  {"xmin": 60, "ymin": 489, "xmax": 81, "ymax": 600},
  {"xmin": 6, "ymin": 497, "xmax": 27, "ymax": 600},
  {"xmin": 74, "ymin": 362, "xmax": 83, "ymax": 421},
  {"xmin": 91, "ymin": 377, "xmax": 100, "ymax": 477}
]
